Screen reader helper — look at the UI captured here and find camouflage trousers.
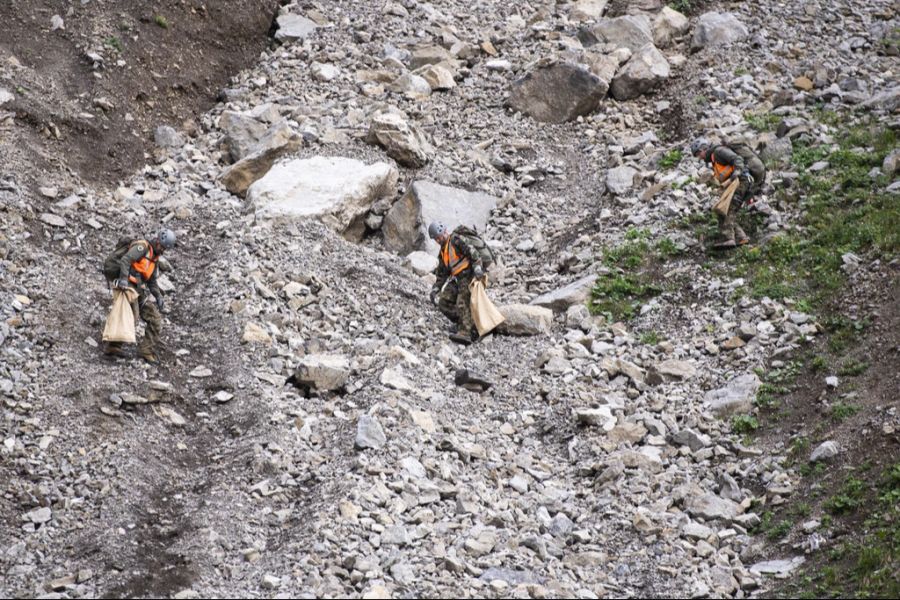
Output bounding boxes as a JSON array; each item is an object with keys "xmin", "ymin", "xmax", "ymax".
[
  {"xmin": 718, "ymin": 168, "xmax": 764, "ymax": 243},
  {"xmin": 436, "ymin": 276, "xmax": 475, "ymax": 335},
  {"xmin": 106, "ymin": 292, "xmax": 162, "ymax": 357}
]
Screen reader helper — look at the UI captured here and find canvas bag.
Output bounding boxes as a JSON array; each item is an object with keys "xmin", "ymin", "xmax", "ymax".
[
  {"xmin": 102, "ymin": 288, "xmax": 139, "ymax": 343},
  {"xmin": 712, "ymin": 178, "xmax": 740, "ymax": 217},
  {"xmin": 468, "ymin": 277, "xmax": 505, "ymax": 337}
]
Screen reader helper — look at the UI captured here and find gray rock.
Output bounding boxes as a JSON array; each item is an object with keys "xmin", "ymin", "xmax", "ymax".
[
  {"xmin": 382, "ymin": 525, "xmax": 411, "ymax": 546},
  {"xmin": 691, "ymin": 12, "xmax": 750, "ymax": 51},
  {"xmin": 705, "ymin": 373, "xmax": 761, "ymax": 417},
  {"xmin": 454, "ymin": 369, "xmax": 493, "ymax": 391},
  {"xmin": 606, "ymin": 165, "xmax": 638, "ymax": 195},
  {"xmin": 530, "ymin": 275, "xmax": 597, "ymax": 312},
  {"xmin": 685, "ymin": 493, "xmax": 740, "ymax": 521},
  {"xmin": 26, "ymin": 506, "xmax": 52, "ymax": 524},
  {"xmin": 497, "ymin": 304, "xmax": 553, "ymax": 335},
  {"xmin": 247, "ymin": 156, "xmax": 398, "ymax": 241},
  {"xmin": 657, "ymin": 359, "xmax": 697, "ymax": 380},
  {"xmin": 219, "ymin": 110, "xmax": 268, "ymax": 163},
  {"xmin": 366, "ymin": 112, "xmax": 433, "ymax": 168},
  {"xmin": 861, "ymin": 86, "xmax": 900, "ymax": 113},
  {"xmin": 549, "ymin": 513, "xmax": 574, "ymax": 537},
  {"xmin": 221, "ymin": 121, "xmax": 304, "ymax": 197},
  {"xmin": 507, "ymin": 61, "xmax": 608, "ymax": 123},
  {"xmin": 382, "ymin": 180, "xmax": 497, "ymax": 255},
  {"xmin": 653, "ymin": 7, "xmax": 690, "ymax": 48},
  {"xmin": 760, "ymin": 137, "xmax": 793, "ymax": 165},
  {"xmin": 291, "ymin": 354, "xmax": 351, "ymax": 392},
  {"xmin": 883, "ymin": 149, "xmax": 900, "ymax": 177},
  {"xmin": 749, "ymin": 557, "xmax": 806, "ymax": 576},
  {"xmin": 0, "ymin": 88, "xmax": 14, "ymax": 107},
  {"xmin": 574, "ymin": 406, "xmax": 616, "ymax": 430},
  {"xmin": 610, "ymin": 44, "xmax": 670, "ymax": 101},
  {"xmin": 587, "ymin": 15, "xmax": 653, "ymax": 53},
  {"xmin": 390, "ymin": 73, "xmax": 432, "ymax": 99},
  {"xmin": 670, "ymin": 428, "xmax": 711, "ymax": 452},
  {"xmin": 356, "ymin": 415, "xmax": 387, "ymax": 450},
  {"xmin": 403, "ymin": 251, "xmax": 438, "ymax": 276},
  {"xmin": 275, "ymin": 14, "xmax": 317, "ymax": 42},
  {"xmin": 154, "ymin": 125, "xmax": 185, "ymax": 149},
  {"xmin": 570, "ymin": 0, "xmax": 609, "ymax": 22},
  {"xmin": 810, "ymin": 440, "xmax": 840, "ymax": 462},
  {"xmin": 40, "ymin": 213, "xmax": 67, "ymax": 228},
  {"xmin": 479, "ymin": 567, "xmax": 540, "ymax": 586}
]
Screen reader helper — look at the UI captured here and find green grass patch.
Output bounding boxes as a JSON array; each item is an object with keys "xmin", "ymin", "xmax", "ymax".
[
  {"xmin": 811, "ymin": 355, "xmax": 829, "ymax": 372},
  {"xmin": 830, "ymin": 401, "xmax": 861, "ymax": 422},
  {"xmin": 732, "ymin": 414, "xmax": 759, "ymax": 435},
  {"xmin": 825, "ymin": 477, "xmax": 867, "ymax": 515},
  {"xmin": 659, "ymin": 148, "xmax": 683, "ymax": 170},
  {"xmin": 838, "ymin": 359, "xmax": 869, "ymax": 377},
  {"xmin": 640, "ymin": 331, "xmax": 660, "ymax": 346},
  {"xmin": 745, "ymin": 111, "xmax": 780, "ymax": 132},
  {"xmin": 154, "ymin": 15, "xmax": 169, "ymax": 28},
  {"xmin": 590, "ymin": 228, "xmax": 671, "ymax": 321},
  {"xmin": 727, "ymin": 120, "xmax": 898, "ymax": 308},
  {"xmin": 104, "ymin": 36, "xmax": 123, "ymax": 52}
]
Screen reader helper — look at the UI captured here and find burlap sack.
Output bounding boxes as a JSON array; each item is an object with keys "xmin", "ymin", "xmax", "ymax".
[
  {"xmin": 469, "ymin": 277, "xmax": 505, "ymax": 337},
  {"xmin": 102, "ymin": 288, "xmax": 139, "ymax": 343},
  {"xmin": 712, "ymin": 178, "xmax": 740, "ymax": 217}
]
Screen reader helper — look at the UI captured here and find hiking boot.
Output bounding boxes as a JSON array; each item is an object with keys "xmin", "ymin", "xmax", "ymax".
[
  {"xmin": 139, "ymin": 350, "xmax": 159, "ymax": 365},
  {"xmin": 104, "ymin": 343, "xmax": 125, "ymax": 357},
  {"xmin": 449, "ymin": 331, "xmax": 473, "ymax": 345},
  {"xmin": 712, "ymin": 238, "xmax": 737, "ymax": 249},
  {"xmin": 734, "ymin": 225, "xmax": 749, "ymax": 246}
]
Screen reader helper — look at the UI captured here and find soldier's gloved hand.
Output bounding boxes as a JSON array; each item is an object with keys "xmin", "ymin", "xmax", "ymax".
[
  {"xmin": 473, "ymin": 264, "xmax": 484, "ymax": 279},
  {"xmin": 740, "ymin": 170, "xmax": 753, "ymax": 184},
  {"xmin": 155, "ymin": 296, "xmax": 165, "ymax": 312},
  {"xmin": 430, "ymin": 289, "xmax": 439, "ymax": 305},
  {"xmin": 114, "ymin": 278, "xmax": 130, "ymax": 290}
]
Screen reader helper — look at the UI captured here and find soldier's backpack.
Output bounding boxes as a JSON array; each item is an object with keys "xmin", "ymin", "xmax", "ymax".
[
  {"xmin": 453, "ymin": 225, "xmax": 494, "ymax": 269},
  {"xmin": 102, "ymin": 235, "xmax": 140, "ymax": 281},
  {"xmin": 726, "ymin": 139, "xmax": 766, "ymax": 182}
]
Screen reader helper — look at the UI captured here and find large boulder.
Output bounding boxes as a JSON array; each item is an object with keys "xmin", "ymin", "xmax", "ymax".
[
  {"xmin": 274, "ymin": 13, "xmax": 317, "ymax": 42},
  {"xmin": 291, "ymin": 354, "xmax": 350, "ymax": 392},
  {"xmin": 570, "ymin": 0, "xmax": 608, "ymax": 22},
  {"xmin": 861, "ymin": 86, "xmax": 900, "ymax": 113},
  {"xmin": 497, "ymin": 304, "xmax": 553, "ymax": 336},
  {"xmin": 610, "ymin": 44, "xmax": 670, "ymax": 101},
  {"xmin": 691, "ymin": 12, "xmax": 749, "ymax": 51},
  {"xmin": 584, "ymin": 15, "xmax": 653, "ymax": 53},
  {"xmin": 685, "ymin": 493, "xmax": 741, "ymax": 521},
  {"xmin": 219, "ymin": 110, "xmax": 267, "ymax": 163},
  {"xmin": 606, "ymin": 165, "xmax": 638, "ymax": 195},
  {"xmin": 382, "ymin": 181, "xmax": 497, "ymax": 255},
  {"xmin": 530, "ymin": 275, "xmax": 597, "ymax": 312},
  {"xmin": 366, "ymin": 112, "xmax": 433, "ymax": 168},
  {"xmin": 506, "ymin": 61, "xmax": 608, "ymax": 123},
  {"xmin": 704, "ymin": 373, "xmax": 761, "ymax": 417},
  {"xmin": 220, "ymin": 121, "xmax": 303, "ymax": 197},
  {"xmin": 247, "ymin": 156, "xmax": 398, "ymax": 240},
  {"xmin": 653, "ymin": 7, "xmax": 690, "ymax": 48}
]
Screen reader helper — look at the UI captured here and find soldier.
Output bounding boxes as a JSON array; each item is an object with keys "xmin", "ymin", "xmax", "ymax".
[
  {"xmin": 428, "ymin": 221, "xmax": 493, "ymax": 345},
  {"xmin": 692, "ymin": 137, "xmax": 767, "ymax": 248},
  {"xmin": 102, "ymin": 229, "xmax": 176, "ymax": 363}
]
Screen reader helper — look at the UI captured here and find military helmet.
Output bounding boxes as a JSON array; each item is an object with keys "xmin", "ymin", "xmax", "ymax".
[
  {"xmin": 690, "ymin": 137, "xmax": 711, "ymax": 157},
  {"xmin": 428, "ymin": 221, "xmax": 448, "ymax": 240},
  {"xmin": 157, "ymin": 228, "xmax": 177, "ymax": 249}
]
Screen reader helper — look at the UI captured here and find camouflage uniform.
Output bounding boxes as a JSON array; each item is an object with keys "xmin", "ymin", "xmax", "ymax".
[
  {"xmin": 432, "ymin": 229, "xmax": 485, "ymax": 338},
  {"xmin": 103, "ymin": 240, "xmax": 164, "ymax": 359},
  {"xmin": 707, "ymin": 144, "xmax": 766, "ymax": 244}
]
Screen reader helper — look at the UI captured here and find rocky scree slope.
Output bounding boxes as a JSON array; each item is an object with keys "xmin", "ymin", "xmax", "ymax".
[{"xmin": 1, "ymin": 0, "xmax": 899, "ymax": 598}]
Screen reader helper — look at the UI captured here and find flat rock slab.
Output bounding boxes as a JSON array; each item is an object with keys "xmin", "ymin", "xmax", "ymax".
[
  {"xmin": 507, "ymin": 61, "xmax": 608, "ymax": 123},
  {"xmin": 248, "ymin": 156, "xmax": 398, "ymax": 241},
  {"xmin": 750, "ymin": 557, "xmax": 806, "ymax": 577},
  {"xmin": 530, "ymin": 274, "xmax": 597, "ymax": 312},
  {"xmin": 705, "ymin": 373, "xmax": 760, "ymax": 417},
  {"xmin": 497, "ymin": 304, "xmax": 553, "ymax": 336},
  {"xmin": 692, "ymin": 12, "xmax": 749, "ymax": 51},
  {"xmin": 275, "ymin": 14, "xmax": 317, "ymax": 42},
  {"xmin": 382, "ymin": 180, "xmax": 497, "ymax": 255}
]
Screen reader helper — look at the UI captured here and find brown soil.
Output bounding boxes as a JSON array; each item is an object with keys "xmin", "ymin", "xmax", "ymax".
[{"xmin": 0, "ymin": 0, "xmax": 279, "ymax": 189}]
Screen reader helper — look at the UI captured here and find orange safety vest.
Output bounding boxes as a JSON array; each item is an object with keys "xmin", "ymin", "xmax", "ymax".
[
  {"xmin": 711, "ymin": 150, "xmax": 735, "ymax": 183},
  {"xmin": 440, "ymin": 238, "xmax": 470, "ymax": 277},
  {"xmin": 128, "ymin": 241, "xmax": 157, "ymax": 284}
]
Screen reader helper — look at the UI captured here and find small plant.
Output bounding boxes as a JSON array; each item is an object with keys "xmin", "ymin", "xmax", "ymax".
[
  {"xmin": 668, "ymin": 0, "xmax": 693, "ymax": 14},
  {"xmin": 838, "ymin": 359, "xmax": 869, "ymax": 377},
  {"xmin": 734, "ymin": 66, "xmax": 749, "ymax": 76},
  {"xmin": 155, "ymin": 15, "xmax": 169, "ymax": 28},
  {"xmin": 732, "ymin": 414, "xmax": 759, "ymax": 435},
  {"xmin": 825, "ymin": 477, "xmax": 866, "ymax": 514},
  {"xmin": 745, "ymin": 111, "xmax": 780, "ymax": 132},
  {"xmin": 104, "ymin": 36, "xmax": 123, "ymax": 52},
  {"xmin": 659, "ymin": 148, "xmax": 683, "ymax": 170},
  {"xmin": 640, "ymin": 331, "xmax": 660, "ymax": 346},
  {"xmin": 655, "ymin": 237, "xmax": 683, "ymax": 258},
  {"xmin": 830, "ymin": 402, "xmax": 861, "ymax": 422},
  {"xmin": 811, "ymin": 355, "xmax": 828, "ymax": 372}
]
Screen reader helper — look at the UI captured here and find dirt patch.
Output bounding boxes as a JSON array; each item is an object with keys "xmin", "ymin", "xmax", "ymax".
[
  {"xmin": 0, "ymin": 0, "xmax": 279, "ymax": 189},
  {"xmin": 750, "ymin": 270, "xmax": 900, "ymax": 596}
]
